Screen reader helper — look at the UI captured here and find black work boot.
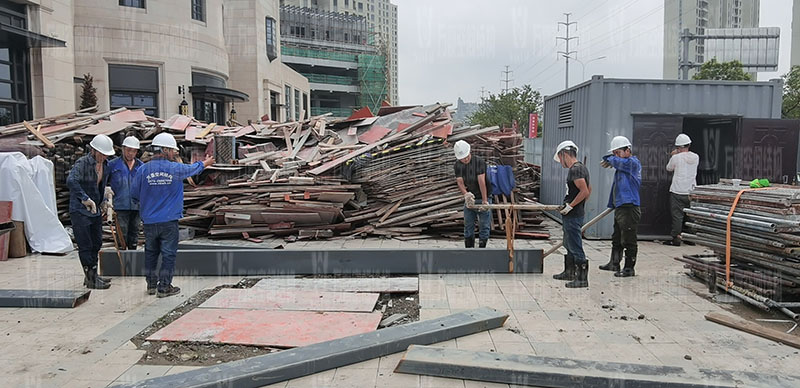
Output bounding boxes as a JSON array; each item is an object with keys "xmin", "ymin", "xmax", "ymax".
[
  {"xmin": 615, "ymin": 255, "xmax": 636, "ymax": 277},
  {"xmin": 565, "ymin": 261, "xmax": 588, "ymax": 288},
  {"xmin": 553, "ymin": 255, "xmax": 575, "ymax": 280},
  {"xmin": 662, "ymin": 237, "xmax": 681, "ymax": 246},
  {"xmin": 94, "ymin": 254, "xmax": 112, "ymax": 283},
  {"xmin": 599, "ymin": 249, "xmax": 622, "ymax": 272},
  {"xmin": 478, "ymin": 239, "xmax": 487, "ymax": 248},
  {"xmin": 465, "ymin": 237, "xmax": 475, "ymax": 248},
  {"xmin": 84, "ymin": 267, "xmax": 111, "ymax": 289},
  {"xmin": 157, "ymin": 285, "xmax": 181, "ymax": 298},
  {"xmin": 146, "ymin": 282, "xmax": 157, "ymax": 295}
]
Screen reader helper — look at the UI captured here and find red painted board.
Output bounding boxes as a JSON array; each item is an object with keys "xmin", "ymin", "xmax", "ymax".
[
  {"xmin": 199, "ymin": 289, "xmax": 379, "ymax": 312},
  {"xmin": 430, "ymin": 124, "xmax": 453, "ymax": 139},
  {"xmin": 146, "ymin": 309, "xmax": 382, "ymax": 347},
  {"xmin": 75, "ymin": 120, "xmax": 131, "ymax": 136},
  {"xmin": 162, "ymin": 114, "xmax": 193, "ymax": 131},
  {"xmin": 110, "ymin": 110, "xmax": 148, "ymax": 122},
  {"xmin": 357, "ymin": 125, "xmax": 392, "ymax": 144},
  {"xmin": 347, "ymin": 106, "xmax": 374, "ymax": 120},
  {"xmin": 397, "ymin": 123, "xmax": 412, "ymax": 132},
  {"xmin": 39, "ymin": 123, "xmax": 68, "ymax": 135}
]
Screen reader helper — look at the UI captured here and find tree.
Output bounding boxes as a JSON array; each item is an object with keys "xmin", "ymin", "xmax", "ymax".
[
  {"xmin": 468, "ymin": 85, "xmax": 542, "ymax": 136},
  {"xmin": 782, "ymin": 66, "xmax": 800, "ymax": 119},
  {"xmin": 692, "ymin": 59, "xmax": 752, "ymax": 81},
  {"xmin": 79, "ymin": 73, "xmax": 97, "ymax": 110}
]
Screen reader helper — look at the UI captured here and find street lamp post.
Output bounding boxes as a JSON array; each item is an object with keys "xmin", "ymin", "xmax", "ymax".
[{"xmin": 563, "ymin": 55, "xmax": 607, "ymax": 84}]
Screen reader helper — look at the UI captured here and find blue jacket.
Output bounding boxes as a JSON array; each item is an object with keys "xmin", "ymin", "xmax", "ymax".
[
  {"xmin": 131, "ymin": 158, "xmax": 205, "ymax": 224},
  {"xmin": 108, "ymin": 157, "xmax": 143, "ymax": 211},
  {"xmin": 66, "ymin": 153, "xmax": 110, "ymax": 217},
  {"xmin": 604, "ymin": 155, "xmax": 641, "ymax": 208}
]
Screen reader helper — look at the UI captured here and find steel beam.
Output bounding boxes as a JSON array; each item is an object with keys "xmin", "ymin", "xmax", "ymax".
[
  {"xmin": 0, "ymin": 289, "xmax": 91, "ymax": 308},
  {"xmin": 394, "ymin": 345, "xmax": 800, "ymax": 388},
  {"xmin": 99, "ymin": 248, "xmax": 543, "ymax": 276},
  {"xmin": 118, "ymin": 307, "xmax": 508, "ymax": 388}
]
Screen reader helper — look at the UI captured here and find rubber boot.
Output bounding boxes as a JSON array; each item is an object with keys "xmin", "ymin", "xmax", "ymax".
[
  {"xmin": 94, "ymin": 254, "xmax": 112, "ymax": 283},
  {"xmin": 599, "ymin": 249, "xmax": 621, "ymax": 272},
  {"xmin": 84, "ymin": 267, "xmax": 111, "ymax": 289},
  {"xmin": 465, "ymin": 237, "xmax": 475, "ymax": 248},
  {"xmin": 478, "ymin": 239, "xmax": 487, "ymax": 248},
  {"xmin": 553, "ymin": 254, "xmax": 575, "ymax": 280},
  {"xmin": 565, "ymin": 261, "xmax": 588, "ymax": 288},
  {"xmin": 661, "ymin": 237, "xmax": 681, "ymax": 246},
  {"xmin": 614, "ymin": 254, "xmax": 636, "ymax": 277}
]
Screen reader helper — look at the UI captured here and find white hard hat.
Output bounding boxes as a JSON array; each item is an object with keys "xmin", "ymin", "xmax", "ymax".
[
  {"xmin": 608, "ymin": 136, "xmax": 632, "ymax": 153},
  {"xmin": 122, "ymin": 136, "xmax": 140, "ymax": 150},
  {"xmin": 553, "ymin": 140, "xmax": 578, "ymax": 162},
  {"xmin": 152, "ymin": 133, "xmax": 178, "ymax": 150},
  {"xmin": 453, "ymin": 140, "xmax": 471, "ymax": 160},
  {"xmin": 675, "ymin": 133, "xmax": 691, "ymax": 147},
  {"xmin": 89, "ymin": 134, "xmax": 115, "ymax": 156}
]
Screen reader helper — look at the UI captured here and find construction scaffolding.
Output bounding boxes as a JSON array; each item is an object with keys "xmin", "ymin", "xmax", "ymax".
[{"xmin": 358, "ymin": 53, "xmax": 387, "ymax": 113}]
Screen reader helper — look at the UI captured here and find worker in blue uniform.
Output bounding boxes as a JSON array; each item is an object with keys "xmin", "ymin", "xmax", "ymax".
[
  {"xmin": 67, "ymin": 134, "xmax": 116, "ymax": 289},
  {"xmin": 108, "ymin": 136, "xmax": 143, "ymax": 249},
  {"xmin": 132, "ymin": 133, "xmax": 215, "ymax": 297}
]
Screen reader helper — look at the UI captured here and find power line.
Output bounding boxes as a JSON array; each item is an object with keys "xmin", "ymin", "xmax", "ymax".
[
  {"xmin": 557, "ymin": 13, "xmax": 578, "ymax": 89},
  {"xmin": 501, "ymin": 65, "xmax": 514, "ymax": 94},
  {"xmin": 578, "ymin": 4, "xmax": 665, "ymax": 52}
]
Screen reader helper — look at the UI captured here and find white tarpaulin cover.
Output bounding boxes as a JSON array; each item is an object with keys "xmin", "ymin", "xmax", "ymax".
[{"xmin": 0, "ymin": 152, "xmax": 72, "ymax": 253}]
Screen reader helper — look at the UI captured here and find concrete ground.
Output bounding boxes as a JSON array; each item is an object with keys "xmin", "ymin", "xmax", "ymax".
[{"xmin": 0, "ymin": 228, "xmax": 798, "ymax": 388}]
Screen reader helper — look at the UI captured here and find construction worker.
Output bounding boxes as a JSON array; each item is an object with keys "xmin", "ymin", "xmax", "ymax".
[
  {"xmin": 664, "ymin": 133, "xmax": 698, "ymax": 246},
  {"xmin": 453, "ymin": 140, "xmax": 491, "ymax": 248},
  {"xmin": 66, "ymin": 134, "xmax": 115, "ymax": 289},
  {"xmin": 553, "ymin": 140, "xmax": 591, "ymax": 288},
  {"xmin": 131, "ymin": 133, "xmax": 215, "ymax": 297},
  {"xmin": 108, "ymin": 136, "xmax": 143, "ymax": 249},
  {"xmin": 599, "ymin": 136, "xmax": 641, "ymax": 278}
]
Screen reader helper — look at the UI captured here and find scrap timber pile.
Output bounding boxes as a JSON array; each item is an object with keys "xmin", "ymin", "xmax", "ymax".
[
  {"xmin": 677, "ymin": 183, "xmax": 800, "ymax": 306},
  {"xmin": 0, "ymin": 103, "xmax": 545, "ymax": 241}
]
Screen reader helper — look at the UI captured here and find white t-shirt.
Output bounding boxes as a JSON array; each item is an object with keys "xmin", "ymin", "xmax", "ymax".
[{"xmin": 666, "ymin": 151, "xmax": 699, "ymax": 195}]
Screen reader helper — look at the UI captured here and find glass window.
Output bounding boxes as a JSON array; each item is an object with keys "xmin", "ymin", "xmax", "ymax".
[
  {"xmin": 0, "ymin": 49, "xmax": 8, "ymax": 62},
  {"xmin": 109, "ymin": 64, "xmax": 159, "ymax": 116},
  {"xmin": 294, "ymin": 89, "xmax": 301, "ymax": 120},
  {"xmin": 110, "ymin": 93, "xmax": 133, "ymax": 106},
  {"xmin": 285, "ymin": 85, "xmax": 292, "ymax": 121},
  {"xmin": 0, "ymin": 106, "xmax": 12, "ymax": 126},
  {"xmin": 0, "ymin": 64, "xmax": 9, "ymax": 81},
  {"xmin": 266, "ymin": 17, "xmax": 277, "ymax": 61},
  {"xmin": 119, "ymin": 0, "xmax": 145, "ymax": 8},
  {"xmin": 0, "ymin": 83, "xmax": 11, "ymax": 99},
  {"xmin": 191, "ymin": 0, "xmax": 205, "ymax": 22}
]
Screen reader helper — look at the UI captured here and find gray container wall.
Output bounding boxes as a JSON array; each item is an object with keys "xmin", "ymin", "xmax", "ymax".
[
  {"xmin": 523, "ymin": 137, "xmax": 543, "ymax": 166},
  {"xmin": 542, "ymin": 76, "xmax": 783, "ymax": 239}
]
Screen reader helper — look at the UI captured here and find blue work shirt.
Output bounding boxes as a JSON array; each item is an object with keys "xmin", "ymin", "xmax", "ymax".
[
  {"xmin": 66, "ymin": 153, "xmax": 110, "ymax": 217},
  {"xmin": 108, "ymin": 157, "xmax": 143, "ymax": 211},
  {"xmin": 603, "ymin": 155, "xmax": 642, "ymax": 208},
  {"xmin": 131, "ymin": 158, "xmax": 205, "ymax": 225}
]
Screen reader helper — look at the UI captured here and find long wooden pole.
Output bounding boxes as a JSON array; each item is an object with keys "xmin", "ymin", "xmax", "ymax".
[{"xmin": 542, "ymin": 208, "xmax": 614, "ymax": 258}]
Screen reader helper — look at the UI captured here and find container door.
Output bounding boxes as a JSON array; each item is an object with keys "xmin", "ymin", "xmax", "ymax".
[
  {"xmin": 737, "ymin": 119, "xmax": 800, "ymax": 185},
  {"xmin": 632, "ymin": 115, "xmax": 683, "ymax": 238}
]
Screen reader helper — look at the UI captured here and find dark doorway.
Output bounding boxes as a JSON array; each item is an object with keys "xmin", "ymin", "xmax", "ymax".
[
  {"xmin": 270, "ymin": 91, "xmax": 279, "ymax": 122},
  {"xmin": 683, "ymin": 117, "xmax": 738, "ymax": 186},
  {"xmin": 193, "ymin": 97, "xmax": 225, "ymax": 125}
]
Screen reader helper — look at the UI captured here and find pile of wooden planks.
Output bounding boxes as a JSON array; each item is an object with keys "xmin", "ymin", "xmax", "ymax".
[{"xmin": 2, "ymin": 102, "xmax": 544, "ymax": 241}]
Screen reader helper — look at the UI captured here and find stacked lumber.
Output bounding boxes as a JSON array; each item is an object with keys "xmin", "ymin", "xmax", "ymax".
[{"xmin": 677, "ymin": 182, "xmax": 800, "ymax": 302}]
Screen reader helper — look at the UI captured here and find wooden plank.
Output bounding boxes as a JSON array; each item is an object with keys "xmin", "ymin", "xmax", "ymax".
[
  {"xmin": 379, "ymin": 199, "xmax": 404, "ymax": 224},
  {"xmin": 75, "ymin": 120, "xmax": 132, "ymax": 136},
  {"xmin": 23, "ymin": 121, "xmax": 55, "ymax": 148},
  {"xmin": 197, "ymin": 122, "xmax": 217, "ymax": 138},
  {"xmin": 705, "ymin": 312, "xmax": 800, "ymax": 350},
  {"xmin": 395, "ymin": 345, "xmax": 800, "ymax": 388},
  {"xmin": 289, "ymin": 128, "xmax": 312, "ymax": 159}
]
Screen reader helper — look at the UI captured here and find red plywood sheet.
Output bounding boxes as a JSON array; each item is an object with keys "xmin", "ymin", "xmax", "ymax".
[
  {"xmin": 430, "ymin": 124, "xmax": 453, "ymax": 139},
  {"xmin": 39, "ymin": 123, "xmax": 68, "ymax": 135},
  {"xmin": 185, "ymin": 126, "xmax": 203, "ymax": 141},
  {"xmin": 162, "ymin": 114, "xmax": 193, "ymax": 131},
  {"xmin": 110, "ymin": 110, "xmax": 148, "ymax": 122},
  {"xmin": 199, "ymin": 289, "xmax": 379, "ymax": 312},
  {"xmin": 147, "ymin": 309, "xmax": 381, "ymax": 347},
  {"xmin": 75, "ymin": 120, "xmax": 131, "ymax": 136},
  {"xmin": 347, "ymin": 107, "xmax": 374, "ymax": 120},
  {"xmin": 397, "ymin": 123, "xmax": 412, "ymax": 132},
  {"xmin": 357, "ymin": 125, "xmax": 392, "ymax": 144}
]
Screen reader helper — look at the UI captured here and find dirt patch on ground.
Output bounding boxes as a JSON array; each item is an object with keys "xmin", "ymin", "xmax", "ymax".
[{"xmin": 132, "ymin": 276, "xmax": 420, "ymax": 366}]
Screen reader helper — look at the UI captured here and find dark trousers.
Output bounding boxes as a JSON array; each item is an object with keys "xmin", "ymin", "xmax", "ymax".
[
  {"xmin": 69, "ymin": 212, "xmax": 103, "ymax": 270},
  {"xmin": 143, "ymin": 220, "xmax": 179, "ymax": 291},
  {"xmin": 611, "ymin": 205, "xmax": 641, "ymax": 259},
  {"xmin": 116, "ymin": 210, "xmax": 140, "ymax": 250},
  {"xmin": 562, "ymin": 214, "xmax": 586, "ymax": 264},
  {"xmin": 670, "ymin": 193, "xmax": 690, "ymax": 238}
]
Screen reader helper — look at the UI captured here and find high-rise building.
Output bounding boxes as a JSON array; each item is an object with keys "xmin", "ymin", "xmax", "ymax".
[
  {"xmin": 663, "ymin": 0, "xmax": 760, "ymax": 79},
  {"xmin": 279, "ymin": 6, "xmax": 387, "ymax": 117},
  {"xmin": 282, "ymin": 0, "xmax": 397, "ymax": 105},
  {"xmin": 792, "ymin": 0, "xmax": 800, "ymax": 68}
]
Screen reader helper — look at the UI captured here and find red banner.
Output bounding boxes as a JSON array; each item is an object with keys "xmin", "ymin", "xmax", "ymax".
[{"xmin": 529, "ymin": 113, "xmax": 539, "ymax": 138}]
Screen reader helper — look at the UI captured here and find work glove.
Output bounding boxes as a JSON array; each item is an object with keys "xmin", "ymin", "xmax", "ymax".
[
  {"xmin": 560, "ymin": 203, "xmax": 573, "ymax": 215},
  {"xmin": 464, "ymin": 192, "xmax": 475, "ymax": 208},
  {"xmin": 81, "ymin": 198, "xmax": 97, "ymax": 214},
  {"xmin": 104, "ymin": 187, "xmax": 114, "ymax": 202},
  {"xmin": 600, "ymin": 160, "xmax": 611, "ymax": 169},
  {"xmin": 100, "ymin": 200, "xmax": 110, "ymax": 215}
]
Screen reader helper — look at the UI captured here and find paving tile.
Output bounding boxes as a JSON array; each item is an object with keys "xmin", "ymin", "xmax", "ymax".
[
  {"xmin": 199, "ymin": 288, "xmax": 380, "ymax": 312},
  {"xmin": 164, "ymin": 365, "xmax": 203, "ymax": 376},
  {"xmin": 464, "ymin": 381, "xmax": 510, "ymax": 388},
  {"xmin": 330, "ymin": 367, "xmax": 377, "ymax": 387},
  {"xmin": 419, "ymin": 375, "xmax": 466, "ymax": 388},
  {"xmin": 112, "ymin": 364, "xmax": 172, "ymax": 384},
  {"xmin": 60, "ymin": 379, "xmax": 113, "ymax": 388},
  {"xmin": 376, "ymin": 369, "xmax": 421, "ymax": 387},
  {"xmin": 493, "ymin": 340, "xmax": 534, "ymax": 355},
  {"xmin": 147, "ymin": 309, "xmax": 381, "ymax": 347},
  {"xmin": 285, "ymin": 369, "xmax": 336, "ymax": 387},
  {"xmin": 531, "ymin": 342, "xmax": 576, "ymax": 358}
]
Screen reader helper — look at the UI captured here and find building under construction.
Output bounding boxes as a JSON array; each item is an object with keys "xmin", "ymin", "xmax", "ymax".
[{"xmin": 280, "ymin": 6, "xmax": 388, "ymax": 117}]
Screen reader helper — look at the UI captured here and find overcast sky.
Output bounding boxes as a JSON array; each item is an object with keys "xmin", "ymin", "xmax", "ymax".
[{"xmin": 396, "ymin": 0, "xmax": 794, "ymax": 105}]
